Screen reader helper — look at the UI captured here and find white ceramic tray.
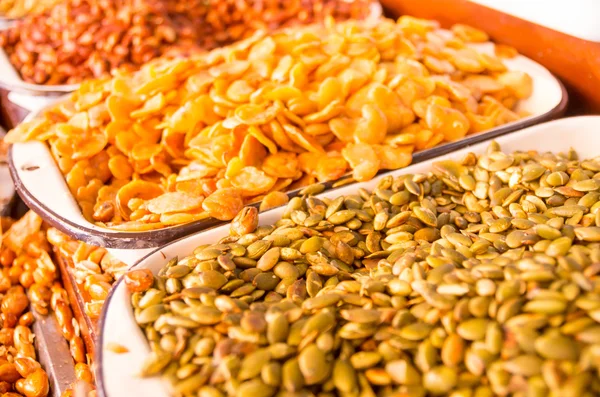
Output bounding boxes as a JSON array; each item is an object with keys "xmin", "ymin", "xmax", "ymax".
[
  {"xmin": 97, "ymin": 116, "xmax": 600, "ymax": 397},
  {"xmin": 8, "ymin": 40, "xmax": 567, "ymax": 250}
]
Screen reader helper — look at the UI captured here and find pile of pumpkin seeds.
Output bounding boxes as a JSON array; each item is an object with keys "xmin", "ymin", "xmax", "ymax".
[{"xmin": 129, "ymin": 142, "xmax": 600, "ymax": 397}]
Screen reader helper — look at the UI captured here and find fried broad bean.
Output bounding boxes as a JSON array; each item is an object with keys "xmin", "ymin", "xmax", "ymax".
[
  {"xmin": 259, "ymin": 192, "xmax": 290, "ymax": 212},
  {"xmin": 6, "ymin": 18, "xmax": 530, "ymax": 229}
]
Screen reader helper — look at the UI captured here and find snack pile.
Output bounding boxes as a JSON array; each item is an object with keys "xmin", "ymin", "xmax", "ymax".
[
  {"xmin": 0, "ymin": 212, "xmax": 96, "ymax": 397},
  {"xmin": 0, "ymin": 0, "xmax": 375, "ymax": 85},
  {"xmin": 6, "ymin": 17, "xmax": 532, "ymax": 230},
  {"xmin": 128, "ymin": 142, "xmax": 600, "ymax": 396}
]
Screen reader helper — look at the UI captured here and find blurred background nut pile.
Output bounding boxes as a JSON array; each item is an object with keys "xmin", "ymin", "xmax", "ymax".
[
  {"xmin": 6, "ymin": 17, "xmax": 533, "ymax": 231},
  {"xmin": 199, "ymin": 0, "xmax": 375, "ymax": 46},
  {"xmin": 0, "ymin": 0, "xmax": 211, "ymax": 85},
  {"xmin": 128, "ymin": 142, "xmax": 600, "ymax": 396},
  {"xmin": 0, "ymin": 0, "xmax": 376, "ymax": 85},
  {"xmin": 0, "ymin": 0, "xmax": 61, "ymax": 18}
]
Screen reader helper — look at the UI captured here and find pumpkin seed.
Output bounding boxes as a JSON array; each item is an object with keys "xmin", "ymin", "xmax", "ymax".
[{"xmin": 298, "ymin": 344, "xmax": 329, "ymax": 385}]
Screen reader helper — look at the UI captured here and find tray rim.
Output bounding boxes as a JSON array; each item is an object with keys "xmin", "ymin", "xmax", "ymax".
[
  {"xmin": 8, "ymin": 50, "xmax": 569, "ymax": 249},
  {"xmin": 95, "ymin": 114, "xmax": 600, "ymax": 397}
]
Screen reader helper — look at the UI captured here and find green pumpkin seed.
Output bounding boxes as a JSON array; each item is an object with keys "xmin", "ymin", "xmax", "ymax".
[
  {"xmin": 165, "ymin": 264, "xmax": 191, "ymax": 278},
  {"xmin": 333, "ymin": 359, "xmax": 357, "ymax": 393},
  {"xmin": 405, "ymin": 178, "xmax": 421, "ymax": 196},
  {"xmin": 188, "ymin": 306, "xmax": 222, "ymax": 325},
  {"xmin": 545, "ymin": 236, "xmax": 572, "ymax": 257},
  {"xmin": 551, "ymin": 205, "xmax": 588, "ymax": 217},
  {"xmin": 535, "ymin": 224, "xmax": 562, "ymax": 240},
  {"xmin": 534, "ymin": 332, "xmax": 578, "ymax": 360},
  {"xmin": 522, "ymin": 164, "xmax": 547, "ymax": 181},
  {"xmin": 575, "ymin": 326, "xmax": 600, "ymax": 344},
  {"xmin": 327, "ymin": 210, "xmax": 356, "ymax": 225},
  {"xmin": 298, "ymin": 344, "xmax": 329, "ymax": 385},
  {"xmin": 194, "ymin": 270, "xmax": 228, "ymax": 290},
  {"xmin": 456, "ymin": 318, "xmax": 489, "ymax": 341},
  {"xmin": 237, "ymin": 378, "xmax": 276, "ymax": 397},
  {"xmin": 575, "ymin": 226, "xmax": 600, "ymax": 242},
  {"xmin": 196, "ymin": 248, "xmax": 222, "ymax": 261},
  {"xmin": 253, "ymin": 272, "xmax": 280, "ymax": 291},
  {"xmin": 299, "ymin": 183, "xmax": 325, "ymax": 196},
  {"xmin": 399, "ymin": 322, "xmax": 433, "ymax": 341},
  {"xmin": 137, "ymin": 304, "xmax": 167, "ymax": 324},
  {"xmin": 261, "ymin": 362, "xmax": 281, "ymax": 387},
  {"xmin": 385, "ymin": 359, "xmax": 421, "ymax": 385},
  {"xmin": 504, "ymin": 355, "xmax": 543, "ymax": 376},
  {"xmin": 523, "ymin": 299, "xmax": 567, "ymax": 314},
  {"xmin": 302, "ymin": 310, "xmax": 335, "ymax": 336},
  {"xmin": 256, "ymin": 247, "xmax": 281, "ymax": 271},
  {"xmin": 238, "ymin": 349, "xmax": 271, "ymax": 380},
  {"xmin": 390, "ymin": 190, "xmax": 410, "ymax": 206},
  {"xmin": 339, "ymin": 309, "xmax": 380, "ymax": 324},
  {"xmin": 413, "ymin": 207, "xmax": 438, "ymax": 227},
  {"xmin": 573, "ymin": 179, "xmax": 600, "ymax": 192},
  {"xmin": 423, "ymin": 366, "xmax": 458, "ymax": 394},
  {"xmin": 350, "ymin": 352, "xmax": 382, "ymax": 370},
  {"xmin": 546, "ymin": 171, "xmax": 570, "ymax": 187},
  {"xmin": 282, "ymin": 358, "xmax": 304, "ymax": 392},
  {"xmin": 247, "ymin": 240, "xmax": 273, "ymax": 259},
  {"xmin": 140, "ymin": 351, "xmax": 172, "ymax": 377}
]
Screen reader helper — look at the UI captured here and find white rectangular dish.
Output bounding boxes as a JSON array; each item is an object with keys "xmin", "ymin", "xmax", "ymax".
[
  {"xmin": 8, "ymin": 41, "xmax": 567, "ymax": 250},
  {"xmin": 97, "ymin": 115, "xmax": 600, "ymax": 397}
]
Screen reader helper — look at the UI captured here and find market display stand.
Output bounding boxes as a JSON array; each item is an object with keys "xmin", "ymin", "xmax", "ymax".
[
  {"xmin": 0, "ymin": 2, "xmax": 592, "ymax": 368},
  {"xmin": 0, "ymin": 3, "xmax": 597, "ymax": 395}
]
